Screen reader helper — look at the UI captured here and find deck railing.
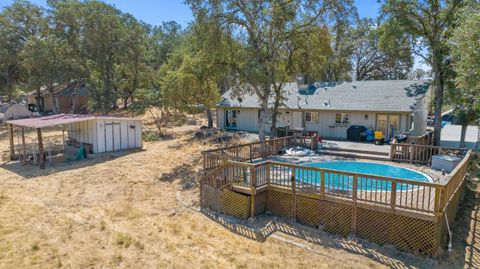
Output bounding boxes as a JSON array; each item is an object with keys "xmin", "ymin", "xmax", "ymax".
[
  {"xmin": 202, "ymin": 136, "xmax": 316, "ymax": 170},
  {"xmin": 202, "ymin": 142, "xmax": 472, "ymax": 216},
  {"xmin": 390, "ymin": 143, "xmax": 468, "ymax": 165}
]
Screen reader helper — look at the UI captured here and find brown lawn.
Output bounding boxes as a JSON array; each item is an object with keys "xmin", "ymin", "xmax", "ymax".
[{"xmin": 0, "ymin": 114, "xmax": 478, "ymax": 269}]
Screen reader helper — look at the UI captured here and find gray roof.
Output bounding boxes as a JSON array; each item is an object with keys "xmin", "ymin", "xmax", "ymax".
[{"xmin": 219, "ymin": 80, "xmax": 430, "ymax": 113}]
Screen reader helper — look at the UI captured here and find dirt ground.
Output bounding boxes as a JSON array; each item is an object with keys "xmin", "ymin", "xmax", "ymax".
[{"xmin": 0, "ymin": 115, "xmax": 479, "ymax": 269}]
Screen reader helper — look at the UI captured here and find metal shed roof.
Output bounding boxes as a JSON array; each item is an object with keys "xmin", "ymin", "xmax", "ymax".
[{"xmin": 6, "ymin": 114, "xmax": 142, "ymax": 129}]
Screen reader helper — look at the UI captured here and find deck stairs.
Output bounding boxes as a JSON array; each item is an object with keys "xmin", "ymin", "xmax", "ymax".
[{"xmin": 319, "ymin": 145, "xmax": 391, "ymax": 161}]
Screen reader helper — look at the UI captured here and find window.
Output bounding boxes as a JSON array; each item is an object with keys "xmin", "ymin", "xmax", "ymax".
[
  {"xmin": 305, "ymin": 112, "xmax": 319, "ymax": 123},
  {"xmin": 335, "ymin": 113, "xmax": 350, "ymax": 124}
]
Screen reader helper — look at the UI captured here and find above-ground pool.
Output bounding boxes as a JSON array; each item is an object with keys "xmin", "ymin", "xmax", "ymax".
[{"xmin": 292, "ymin": 161, "xmax": 431, "ymax": 191}]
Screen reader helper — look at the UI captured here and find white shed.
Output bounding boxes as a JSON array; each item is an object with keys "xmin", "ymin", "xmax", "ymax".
[
  {"xmin": 6, "ymin": 114, "xmax": 143, "ymax": 169},
  {"xmin": 67, "ymin": 117, "xmax": 142, "ymax": 153}
]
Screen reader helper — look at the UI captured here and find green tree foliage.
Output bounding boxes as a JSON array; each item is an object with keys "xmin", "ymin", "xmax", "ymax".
[
  {"xmin": 449, "ymin": 2, "xmax": 480, "ymax": 148},
  {"xmin": 381, "ymin": 0, "xmax": 463, "ymax": 145},
  {"xmin": 352, "ymin": 18, "xmax": 413, "ymax": 80},
  {"xmin": 0, "ymin": 0, "xmax": 45, "ymax": 100},
  {"xmin": 187, "ymin": 0, "xmax": 355, "ymax": 140}
]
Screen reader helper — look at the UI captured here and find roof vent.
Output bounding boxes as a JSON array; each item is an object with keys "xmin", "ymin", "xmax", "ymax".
[
  {"xmin": 323, "ymin": 100, "xmax": 331, "ymax": 107},
  {"xmin": 352, "ymin": 85, "xmax": 357, "ymax": 89}
]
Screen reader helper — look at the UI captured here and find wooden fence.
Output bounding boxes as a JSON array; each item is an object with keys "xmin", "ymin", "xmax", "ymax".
[
  {"xmin": 200, "ymin": 140, "xmax": 473, "ymax": 255},
  {"xmin": 390, "ymin": 143, "xmax": 468, "ymax": 165},
  {"xmin": 202, "ymin": 136, "xmax": 316, "ymax": 170}
]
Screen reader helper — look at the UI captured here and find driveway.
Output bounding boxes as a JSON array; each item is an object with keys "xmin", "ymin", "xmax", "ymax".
[{"xmin": 441, "ymin": 125, "xmax": 479, "ymax": 149}]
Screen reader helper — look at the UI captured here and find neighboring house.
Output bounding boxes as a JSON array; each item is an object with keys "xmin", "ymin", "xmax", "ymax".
[
  {"xmin": 217, "ymin": 80, "xmax": 430, "ymax": 140},
  {"xmin": 27, "ymin": 83, "xmax": 89, "ymax": 114}
]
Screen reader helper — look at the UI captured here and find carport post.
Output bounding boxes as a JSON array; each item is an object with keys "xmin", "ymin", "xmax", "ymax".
[
  {"xmin": 21, "ymin": 127, "xmax": 26, "ymax": 164},
  {"xmin": 8, "ymin": 124, "xmax": 14, "ymax": 160},
  {"xmin": 37, "ymin": 128, "xmax": 45, "ymax": 169}
]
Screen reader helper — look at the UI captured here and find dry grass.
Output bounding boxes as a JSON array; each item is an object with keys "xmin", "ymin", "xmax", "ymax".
[{"xmin": 0, "ymin": 114, "xmax": 478, "ymax": 268}]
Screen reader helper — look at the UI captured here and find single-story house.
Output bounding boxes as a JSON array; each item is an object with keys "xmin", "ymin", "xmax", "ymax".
[
  {"xmin": 217, "ymin": 80, "xmax": 430, "ymax": 140},
  {"xmin": 27, "ymin": 83, "xmax": 89, "ymax": 114}
]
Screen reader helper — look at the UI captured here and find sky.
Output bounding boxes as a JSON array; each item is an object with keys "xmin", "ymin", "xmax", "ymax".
[
  {"xmin": 0, "ymin": 0, "xmax": 427, "ymax": 70},
  {"xmin": 1, "ymin": 0, "xmax": 382, "ymax": 26}
]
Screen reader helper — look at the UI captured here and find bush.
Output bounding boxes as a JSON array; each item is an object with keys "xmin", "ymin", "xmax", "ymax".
[{"xmin": 143, "ymin": 131, "xmax": 161, "ymax": 142}]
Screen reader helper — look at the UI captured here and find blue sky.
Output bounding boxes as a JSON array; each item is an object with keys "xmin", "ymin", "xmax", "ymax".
[
  {"xmin": 1, "ymin": 0, "xmax": 382, "ymax": 26},
  {"xmin": 1, "ymin": 0, "xmax": 427, "ymax": 70}
]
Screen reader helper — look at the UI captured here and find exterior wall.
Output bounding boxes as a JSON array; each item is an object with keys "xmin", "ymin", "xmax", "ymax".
[
  {"xmin": 412, "ymin": 97, "xmax": 428, "ymax": 136},
  {"xmin": 27, "ymin": 95, "xmax": 89, "ymax": 114},
  {"xmin": 217, "ymin": 107, "xmax": 421, "ymax": 139},
  {"xmin": 68, "ymin": 119, "xmax": 142, "ymax": 154},
  {"xmin": 217, "ymin": 108, "xmax": 225, "ymax": 129}
]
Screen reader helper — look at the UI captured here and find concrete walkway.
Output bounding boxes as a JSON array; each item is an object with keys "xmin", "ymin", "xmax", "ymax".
[
  {"xmin": 441, "ymin": 125, "xmax": 479, "ymax": 150},
  {"xmin": 322, "ymin": 139, "xmax": 391, "ymax": 155}
]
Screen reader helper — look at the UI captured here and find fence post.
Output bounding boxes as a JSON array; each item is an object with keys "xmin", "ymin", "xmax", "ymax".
[
  {"xmin": 434, "ymin": 187, "xmax": 442, "ymax": 215},
  {"xmin": 351, "ymin": 175, "xmax": 358, "ymax": 235},
  {"xmin": 199, "ymin": 174, "xmax": 204, "ymax": 209},
  {"xmin": 250, "ymin": 166, "xmax": 257, "ymax": 218},
  {"xmin": 291, "ymin": 168, "xmax": 296, "ymax": 221},
  {"xmin": 409, "ymin": 144, "xmax": 414, "ymax": 163},
  {"xmin": 320, "ymin": 169, "xmax": 325, "ymax": 199},
  {"xmin": 249, "ymin": 144, "xmax": 253, "ymax": 161},
  {"xmin": 390, "ymin": 143, "xmax": 395, "ymax": 161},
  {"xmin": 390, "ymin": 180, "xmax": 397, "ymax": 212}
]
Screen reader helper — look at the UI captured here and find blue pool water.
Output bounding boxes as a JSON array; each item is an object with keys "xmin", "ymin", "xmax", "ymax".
[{"xmin": 293, "ymin": 161, "xmax": 430, "ymax": 191}]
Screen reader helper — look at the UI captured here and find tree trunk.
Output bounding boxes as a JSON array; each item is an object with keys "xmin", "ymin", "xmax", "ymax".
[
  {"xmin": 36, "ymin": 88, "xmax": 42, "ymax": 113},
  {"xmin": 123, "ymin": 97, "xmax": 129, "ymax": 109},
  {"xmin": 431, "ymin": 46, "xmax": 444, "ymax": 146},
  {"xmin": 258, "ymin": 97, "xmax": 268, "ymax": 142},
  {"xmin": 48, "ymin": 84, "xmax": 58, "ymax": 114},
  {"xmin": 70, "ymin": 82, "xmax": 80, "ymax": 114},
  {"xmin": 270, "ymin": 86, "xmax": 282, "ymax": 138},
  {"xmin": 206, "ymin": 108, "xmax": 213, "ymax": 128},
  {"xmin": 460, "ymin": 123, "xmax": 468, "ymax": 148}
]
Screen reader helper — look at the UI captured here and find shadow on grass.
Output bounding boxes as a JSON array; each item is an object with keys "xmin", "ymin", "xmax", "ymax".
[
  {"xmin": 0, "ymin": 148, "xmax": 145, "ymax": 179},
  {"xmin": 202, "ymin": 208, "xmax": 437, "ymax": 269}
]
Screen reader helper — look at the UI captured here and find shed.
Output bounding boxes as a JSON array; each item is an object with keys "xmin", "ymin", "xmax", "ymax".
[{"xmin": 6, "ymin": 114, "xmax": 142, "ymax": 169}]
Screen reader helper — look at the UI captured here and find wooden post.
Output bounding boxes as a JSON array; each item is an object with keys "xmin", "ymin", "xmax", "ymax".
[
  {"xmin": 21, "ymin": 127, "xmax": 26, "ymax": 164},
  {"xmin": 291, "ymin": 168, "xmax": 296, "ymax": 221},
  {"xmin": 37, "ymin": 128, "xmax": 45, "ymax": 169},
  {"xmin": 409, "ymin": 144, "xmax": 414, "ymax": 163},
  {"xmin": 250, "ymin": 166, "xmax": 257, "ymax": 218},
  {"xmin": 351, "ymin": 176, "xmax": 358, "ymax": 235},
  {"xmin": 390, "ymin": 180, "xmax": 397, "ymax": 212},
  {"xmin": 249, "ymin": 144, "xmax": 253, "ymax": 161},
  {"xmin": 8, "ymin": 124, "xmax": 15, "ymax": 160},
  {"xmin": 390, "ymin": 143, "xmax": 395, "ymax": 161},
  {"xmin": 434, "ymin": 187, "xmax": 442, "ymax": 215},
  {"xmin": 320, "ymin": 170, "xmax": 325, "ymax": 199}
]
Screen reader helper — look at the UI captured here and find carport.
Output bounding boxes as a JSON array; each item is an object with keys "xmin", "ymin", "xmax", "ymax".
[{"xmin": 6, "ymin": 114, "xmax": 142, "ymax": 169}]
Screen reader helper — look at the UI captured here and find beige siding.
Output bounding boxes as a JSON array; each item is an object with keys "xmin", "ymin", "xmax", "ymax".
[
  {"xmin": 217, "ymin": 108, "xmax": 225, "ymax": 129},
  {"xmin": 412, "ymin": 97, "xmax": 428, "ymax": 136},
  {"xmin": 218, "ymin": 107, "xmax": 417, "ymax": 139}
]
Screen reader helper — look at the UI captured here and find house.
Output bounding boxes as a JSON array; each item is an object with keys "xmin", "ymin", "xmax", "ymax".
[
  {"xmin": 27, "ymin": 83, "xmax": 89, "ymax": 114},
  {"xmin": 217, "ymin": 80, "xmax": 430, "ymax": 140}
]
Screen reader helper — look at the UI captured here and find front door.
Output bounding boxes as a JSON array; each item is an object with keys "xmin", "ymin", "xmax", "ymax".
[
  {"xmin": 376, "ymin": 114, "xmax": 388, "ymax": 138},
  {"xmin": 225, "ymin": 110, "xmax": 237, "ymax": 129},
  {"xmin": 389, "ymin": 115, "xmax": 400, "ymax": 139}
]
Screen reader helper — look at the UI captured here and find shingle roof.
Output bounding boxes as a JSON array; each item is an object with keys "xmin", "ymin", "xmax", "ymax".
[{"xmin": 219, "ymin": 80, "xmax": 430, "ymax": 113}]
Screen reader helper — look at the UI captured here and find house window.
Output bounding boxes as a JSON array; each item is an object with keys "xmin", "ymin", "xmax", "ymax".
[
  {"xmin": 305, "ymin": 112, "xmax": 319, "ymax": 123},
  {"xmin": 335, "ymin": 113, "xmax": 350, "ymax": 124}
]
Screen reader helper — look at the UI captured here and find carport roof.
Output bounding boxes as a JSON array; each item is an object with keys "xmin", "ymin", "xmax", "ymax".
[{"xmin": 6, "ymin": 114, "xmax": 141, "ymax": 129}]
